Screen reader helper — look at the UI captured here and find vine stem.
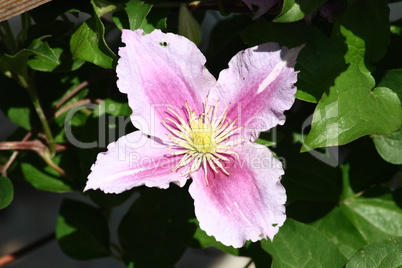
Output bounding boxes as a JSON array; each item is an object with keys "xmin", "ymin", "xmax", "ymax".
[
  {"xmin": 18, "ymin": 75, "xmax": 56, "ymax": 156},
  {"xmin": 0, "ymin": 233, "xmax": 55, "ymax": 266},
  {"xmin": 0, "ymin": 141, "xmax": 48, "ymax": 152},
  {"xmin": 54, "ymin": 98, "xmax": 102, "ymax": 119},
  {"xmin": 1, "ymin": 132, "xmax": 31, "ymax": 178},
  {"xmin": 54, "ymin": 70, "xmax": 113, "ymax": 111},
  {"xmin": 54, "ymin": 80, "xmax": 89, "ymax": 110},
  {"xmin": 0, "ymin": 73, "xmax": 109, "ymax": 177},
  {"xmin": 340, "ymin": 164, "xmax": 354, "ymax": 200}
]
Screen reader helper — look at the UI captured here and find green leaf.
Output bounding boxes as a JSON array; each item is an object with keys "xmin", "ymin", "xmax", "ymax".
[
  {"xmin": 27, "ymin": 47, "xmax": 63, "ymax": 72},
  {"xmin": 0, "ymin": 75, "xmax": 34, "ymax": 130},
  {"xmin": 26, "ymin": 22, "xmax": 86, "ymax": 72},
  {"xmin": 340, "ymin": 195, "xmax": 402, "ymax": 242},
  {"xmin": 92, "ymin": 0, "xmax": 117, "ymax": 17},
  {"xmin": 0, "ymin": 38, "xmax": 62, "ymax": 80},
  {"xmin": 8, "ymin": 107, "xmax": 32, "ymax": 130},
  {"xmin": 378, "ymin": 69, "xmax": 402, "ymax": 102},
  {"xmin": 331, "ymin": 0, "xmax": 389, "ymax": 72},
  {"xmin": 118, "ymin": 0, "xmax": 169, "ymax": 33},
  {"xmin": 261, "ymin": 219, "xmax": 347, "ymax": 267},
  {"xmin": 145, "ymin": 7, "xmax": 169, "ymax": 32},
  {"xmin": 313, "ymin": 163, "xmax": 402, "ymax": 258},
  {"xmin": 126, "ymin": 0, "xmax": 152, "ymax": 30},
  {"xmin": 113, "ymin": 2, "xmax": 168, "ymax": 32},
  {"xmin": 70, "ymin": 0, "xmax": 117, "ymax": 69},
  {"xmin": 241, "ymin": 21, "xmax": 346, "ymax": 103},
  {"xmin": 255, "ymin": 138, "xmax": 276, "ymax": 147},
  {"xmin": 313, "ymin": 184, "xmax": 402, "ymax": 258},
  {"xmin": 274, "ymin": 0, "xmax": 327, "ymax": 22},
  {"xmin": 119, "ymin": 186, "xmax": 196, "ymax": 267},
  {"xmin": 302, "ymin": 64, "xmax": 402, "ymax": 151},
  {"xmin": 312, "ymin": 207, "xmax": 367, "ymax": 259},
  {"xmin": 178, "ymin": 3, "xmax": 202, "ymax": 45},
  {"xmin": 346, "ymin": 237, "xmax": 402, "ymax": 268},
  {"xmin": 26, "ymin": 39, "xmax": 62, "ymax": 71},
  {"xmin": 372, "ymin": 69, "xmax": 402, "ymax": 164},
  {"xmin": 104, "ymin": 98, "xmax": 132, "ymax": 117},
  {"xmin": 0, "ymin": 176, "xmax": 13, "ymax": 210},
  {"xmin": 56, "ymin": 199, "xmax": 111, "ymax": 260},
  {"xmin": 20, "ymin": 154, "xmax": 74, "ymax": 193},
  {"xmin": 373, "ymin": 127, "xmax": 402, "ymax": 165},
  {"xmin": 21, "ymin": 162, "xmax": 72, "ymax": 192}
]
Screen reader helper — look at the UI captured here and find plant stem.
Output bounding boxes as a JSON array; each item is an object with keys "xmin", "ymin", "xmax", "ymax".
[
  {"xmin": 19, "ymin": 75, "xmax": 56, "ymax": 156},
  {"xmin": 0, "ymin": 233, "xmax": 55, "ymax": 266},
  {"xmin": 54, "ymin": 70, "xmax": 113, "ymax": 110},
  {"xmin": 40, "ymin": 152, "xmax": 68, "ymax": 177},
  {"xmin": 1, "ymin": 72, "xmax": 109, "ymax": 177},
  {"xmin": 1, "ymin": 132, "xmax": 32, "ymax": 177},
  {"xmin": 54, "ymin": 98, "xmax": 101, "ymax": 119},
  {"xmin": 0, "ymin": 141, "xmax": 46, "ymax": 152},
  {"xmin": 341, "ymin": 164, "xmax": 354, "ymax": 200},
  {"xmin": 54, "ymin": 80, "xmax": 90, "ymax": 110}
]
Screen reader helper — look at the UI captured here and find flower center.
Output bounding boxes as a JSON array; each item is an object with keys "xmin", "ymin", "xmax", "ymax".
[
  {"xmin": 163, "ymin": 97, "xmax": 243, "ymax": 185},
  {"xmin": 190, "ymin": 122, "xmax": 215, "ymax": 153}
]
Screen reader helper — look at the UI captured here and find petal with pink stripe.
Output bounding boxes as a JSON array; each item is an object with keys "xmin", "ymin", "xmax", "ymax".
[
  {"xmin": 189, "ymin": 142, "xmax": 286, "ymax": 248},
  {"xmin": 117, "ymin": 29, "xmax": 216, "ymax": 139},
  {"xmin": 210, "ymin": 43, "xmax": 302, "ymax": 142},
  {"xmin": 85, "ymin": 131, "xmax": 189, "ymax": 194}
]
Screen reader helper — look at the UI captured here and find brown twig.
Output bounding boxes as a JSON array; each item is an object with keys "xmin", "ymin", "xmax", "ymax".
[
  {"xmin": 0, "ymin": 141, "xmax": 46, "ymax": 152},
  {"xmin": 1, "ymin": 72, "xmax": 112, "ymax": 177},
  {"xmin": 54, "ymin": 71, "xmax": 114, "ymax": 111},
  {"xmin": 0, "ymin": 233, "xmax": 55, "ymax": 267},
  {"xmin": 0, "ymin": 140, "xmax": 67, "ymax": 153},
  {"xmin": 54, "ymin": 80, "xmax": 89, "ymax": 110},
  {"xmin": 1, "ymin": 132, "xmax": 32, "ymax": 177},
  {"xmin": 54, "ymin": 98, "xmax": 102, "ymax": 119},
  {"xmin": 0, "ymin": 139, "xmax": 68, "ymax": 176}
]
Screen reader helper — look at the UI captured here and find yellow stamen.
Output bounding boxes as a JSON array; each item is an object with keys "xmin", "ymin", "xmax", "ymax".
[{"xmin": 164, "ymin": 97, "xmax": 243, "ymax": 184}]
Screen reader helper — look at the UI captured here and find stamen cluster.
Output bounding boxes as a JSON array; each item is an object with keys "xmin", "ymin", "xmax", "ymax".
[{"xmin": 163, "ymin": 98, "xmax": 243, "ymax": 184}]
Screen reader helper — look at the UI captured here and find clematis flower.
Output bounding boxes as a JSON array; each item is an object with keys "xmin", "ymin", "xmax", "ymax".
[{"xmin": 85, "ymin": 29, "xmax": 302, "ymax": 248}]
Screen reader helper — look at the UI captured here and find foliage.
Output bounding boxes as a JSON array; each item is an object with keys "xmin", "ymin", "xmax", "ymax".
[{"xmin": 0, "ymin": 0, "xmax": 401, "ymax": 266}]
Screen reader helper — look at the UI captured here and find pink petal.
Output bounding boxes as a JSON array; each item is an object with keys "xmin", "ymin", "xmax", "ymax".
[
  {"xmin": 117, "ymin": 29, "xmax": 216, "ymax": 139},
  {"xmin": 242, "ymin": 0, "xmax": 278, "ymax": 19},
  {"xmin": 85, "ymin": 131, "xmax": 188, "ymax": 194},
  {"xmin": 189, "ymin": 142, "xmax": 286, "ymax": 248},
  {"xmin": 209, "ymin": 43, "xmax": 302, "ymax": 142}
]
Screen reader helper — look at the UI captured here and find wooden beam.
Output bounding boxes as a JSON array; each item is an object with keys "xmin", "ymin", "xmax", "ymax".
[{"xmin": 0, "ymin": 0, "xmax": 52, "ymax": 22}]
